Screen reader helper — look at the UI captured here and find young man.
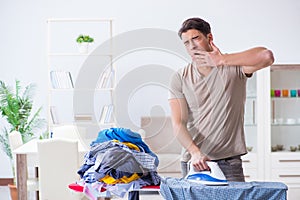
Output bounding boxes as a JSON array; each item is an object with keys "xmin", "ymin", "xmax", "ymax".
[{"xmin": 168, "ymin": 17, "xmax": 274, "ymax": 181}]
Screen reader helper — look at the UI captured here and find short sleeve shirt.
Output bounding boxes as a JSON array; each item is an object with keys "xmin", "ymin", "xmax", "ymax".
[{"xmin": 169, "ymin": 64, "xmax": 249, "ymax": 161}]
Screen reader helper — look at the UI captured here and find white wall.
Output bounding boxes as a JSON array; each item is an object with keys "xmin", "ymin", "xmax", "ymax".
[
  {"xmin": 1, "ymin": 0, "xmax": 299, "ymax": 120},
  {"xmin": 0, "ymin": 0, "xmax": 299, "ymax": 174}
]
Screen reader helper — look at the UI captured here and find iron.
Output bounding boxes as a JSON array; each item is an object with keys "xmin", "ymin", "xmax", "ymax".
[{"xmin": 185, "ymin": 161, "xmax": 228, "ymax": 185}]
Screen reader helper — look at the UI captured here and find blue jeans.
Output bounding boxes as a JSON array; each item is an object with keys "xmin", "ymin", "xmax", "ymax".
[{"xmin": 181, "ymin": 155, "xmax": 245, "ymax": 182}]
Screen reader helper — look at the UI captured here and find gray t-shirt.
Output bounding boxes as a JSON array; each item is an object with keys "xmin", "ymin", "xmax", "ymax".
[{"xmin": 169, "ymin": 64, "xmax": 249, "ymax": 161}]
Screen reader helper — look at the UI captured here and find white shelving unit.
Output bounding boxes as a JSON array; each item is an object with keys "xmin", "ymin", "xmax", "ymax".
[
  {"xmin": 242, "ymin": 72, "xmax": 261, "ymax": 182},
  {"xmin": 268, "ymin": 64, "xmax": 300, "ymax": 200},
  {"xmin": 47, "ymin": 18, "xmax": 115, "ymax": 144},
  {"xmin": 246, "ymin": 64, "xmax": 300, "ymax": 200}
]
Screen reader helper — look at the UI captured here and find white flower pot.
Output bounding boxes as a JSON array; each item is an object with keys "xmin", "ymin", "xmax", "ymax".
[{"xmin": 78, "ymin": 42, "xmax": 89, "ymax": 54}]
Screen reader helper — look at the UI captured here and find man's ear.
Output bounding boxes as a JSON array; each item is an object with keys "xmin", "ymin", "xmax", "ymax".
[{"xmin": 207, "ymin": 33, "xmax": 213, "ymax": 42}]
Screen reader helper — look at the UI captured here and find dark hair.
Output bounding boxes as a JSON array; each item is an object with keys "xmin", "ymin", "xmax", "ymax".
[{"xmin": 178, "ymin": 17, "xmax": 211, "ymax": 38}]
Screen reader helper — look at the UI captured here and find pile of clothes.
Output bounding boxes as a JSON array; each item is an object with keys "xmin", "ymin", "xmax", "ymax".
[{"xmin": 76, "ymin": 127, "xmax": 161, "ymax": 200}]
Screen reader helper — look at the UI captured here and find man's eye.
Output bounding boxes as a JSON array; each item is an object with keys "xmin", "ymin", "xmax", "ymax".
[{"xmin": 193, "ymin": 36, "xmax": 199, "ymax": 40}]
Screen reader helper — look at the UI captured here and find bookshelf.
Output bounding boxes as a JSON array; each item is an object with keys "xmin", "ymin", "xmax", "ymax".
[{"xmin": 47, "ymin": 18, "xmax": 116, "ymax": 142}]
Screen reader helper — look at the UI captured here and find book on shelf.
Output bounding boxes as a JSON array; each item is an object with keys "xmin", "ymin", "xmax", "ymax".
[
  {"xmin": 105, "ymin": 104, "xmax": 113, "ymax": 123},
  {"xmin": 67, "ymin": 71, "xmax": 74, "ymax": 88},
  {"xmin": 50, "ymin": 70, "xmax": 74, "ymax": 89},
  {"xmin": 99, "ymin": 104, "xmax": 114, "ymax": 124},
  {"xmin": 74, "ymin": 114, "xmax": 93, "ymax": 122},
  {"xmin": 50, "ymin": 106, "xmax": 60, "ymax": 124},
  {"xmin": 97, "ymin": 69, "xmax": 114, "ymax": 89}
]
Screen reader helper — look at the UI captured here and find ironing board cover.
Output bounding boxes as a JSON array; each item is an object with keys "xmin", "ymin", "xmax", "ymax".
[{"xmin": 160, "ymin": 177, "xmax": 287, "ymax": 200}]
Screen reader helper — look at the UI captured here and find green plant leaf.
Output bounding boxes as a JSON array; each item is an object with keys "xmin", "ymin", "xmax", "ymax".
[
  {"xmin": 0, "ymin": 80, "xmax": 46, "ymax": 160},
  {"xmin": 0, "ymin": 128, "xmax": 12, "ymax": 160},
  {"xmin": 76, "ymin": 34, "xmax": 94, "ymax": 43}
]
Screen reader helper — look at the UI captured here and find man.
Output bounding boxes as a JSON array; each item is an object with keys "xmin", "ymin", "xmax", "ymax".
[{"xmin": 168, "ymin": 17, "xmax": 274, "ymax": 181}]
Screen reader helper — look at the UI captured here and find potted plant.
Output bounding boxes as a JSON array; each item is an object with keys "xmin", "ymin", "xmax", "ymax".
[
  {"xmin": 0, "ymin": 80, "xmax": 46, "ymax": 199},
  {"xmin": 76, "ymin": 34, "xmax": 94, "ymax": 54}
]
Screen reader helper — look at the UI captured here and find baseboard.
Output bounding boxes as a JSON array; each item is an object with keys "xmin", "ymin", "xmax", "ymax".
[{"xmin": 0, "ymin": 178, "xmax": 14, "ymax": 186}]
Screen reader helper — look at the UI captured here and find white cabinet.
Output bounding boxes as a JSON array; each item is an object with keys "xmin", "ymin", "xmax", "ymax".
[
  {"xmin": 258, "ymin": 64, "xmax": 300, "ymax": 199},
  {"xmin": 242, "ymin": 72, "xmax": 269, "ymax": 181},
  {"xmin": 271, "ymin": 153, "xmax": 300, "ymax": 169},
  {"xmin": 47, "ymin": 18, "xmax": 115, "ymax": 144},
  {"xmin": 242, "ymin": 153, "xmax": 259, "ymax": 181},
  {"xmin": 244, "ymin": 73, "xmax": 258, "ymax": 151},
  {"xmin": 270, "ymin": 66, "xmax": 300, "ymax": 152},
  {"xmin": 269, "ymin": 65, "xmax": 300, "ymax": 200},
  {"xmin": 242, "ymin": 65, "xmax": 300, "ymax": 198}
]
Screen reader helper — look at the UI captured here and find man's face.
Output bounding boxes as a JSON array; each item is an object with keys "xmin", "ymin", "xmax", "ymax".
[{"xmin": 181, "ymin": 29, "xmax": 212, "ymax": 57}]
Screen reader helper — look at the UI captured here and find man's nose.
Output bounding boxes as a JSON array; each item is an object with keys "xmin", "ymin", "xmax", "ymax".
[{"xmin": 188, "ymin": 40, "xmax": 197, "ymax": 50}]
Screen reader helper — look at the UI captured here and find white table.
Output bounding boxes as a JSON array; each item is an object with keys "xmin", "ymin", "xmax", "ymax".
[{"xmin": 13, "ymin": 138, "xmax": 88, "ymax": 200}]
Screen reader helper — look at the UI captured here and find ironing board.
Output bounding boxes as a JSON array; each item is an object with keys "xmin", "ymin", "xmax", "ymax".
[{"xmin": 160, "ymin": 177, "xmax": 288, "ymax": 200}]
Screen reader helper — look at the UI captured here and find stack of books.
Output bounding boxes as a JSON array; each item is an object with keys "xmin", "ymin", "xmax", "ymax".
[
  {"xmin": 99, "ymin": 104, "xmax": 114, "ymax": 124},
  {"xmin": 50, "ymin": 70, "xmax": 74, "ymax": 89},
  {"xmin": 97, "ymin": 69, "xmax": 114, "ymax": 89}
]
